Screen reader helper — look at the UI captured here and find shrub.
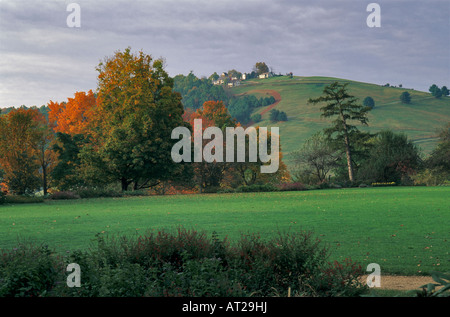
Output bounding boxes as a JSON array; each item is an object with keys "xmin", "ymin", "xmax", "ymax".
[
  {"xmin": 201, "ymin": 186, "xmax": 221, "ymax": 194},
  {"xmin": 122, "ymin": 189, "xmax": 149, "ymax": 197},
  {"xmin": 410, "ymin": 271, "xmax": 450, "ymax": 297},
  {"xmin": 277, "ymin": 182, "xmax": 306, "ymax": 191},
  {"xmin": 228, "ymin": 231, "xmax": 333, "ymax": 296},
  {"xmin": 4, "ymin": 195, "xmax": 44, "ymax": 204},
  {"xmin": 0, "ymin": 228, "xmax": 369, "ymax": 297},
  {"xmin": 371, "ymin": 182, "xmax": 396, "ymax": 187},
  {"xmin": 216, "ymin": 188, "xmax": 235, "ymax": 194},
  {"xmin": 0, "ymin": 242, "xmax": 65, "ymax": 297},
  {"xmin": 75, "ymin": 187, "xmax": 123, "ymax": 199},
  {"xmin": 0, "ymin": 191, "xmax": 5, "ymax": 205},
  {"xmin": 303, "ymin": 258, "xmax": 367, "ymax": 297},
  {"xmin": 48, "ymin": 191, "xmax": 80, "ymax": 200},
  {"xmin": 235, "ymin": 184, "xmax": 279, "ymax": 193},
  {"xmin": 412, "ymin": 168, "xmax": 450, "ymax": 186}
]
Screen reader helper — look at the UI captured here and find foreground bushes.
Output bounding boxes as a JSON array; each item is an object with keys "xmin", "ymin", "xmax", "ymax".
[{"xmin": 0, "ymin": 228, "xmax": 368, "ymax": 297}]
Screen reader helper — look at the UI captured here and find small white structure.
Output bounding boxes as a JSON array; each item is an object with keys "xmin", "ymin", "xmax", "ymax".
[
  {"xmin": 259, "ymin": 72, "xmax": 271, "ymax": 79},
  {"xmin": 213, "ymin": 78, "xmax": 225, "ymax": 85},
  {"xmin": 227, "ymin": 80, "xmax": 240, "ymax": 87}
]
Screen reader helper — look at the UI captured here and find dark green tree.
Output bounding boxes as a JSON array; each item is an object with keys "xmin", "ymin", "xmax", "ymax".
[
  {"xmin": 269, "ymin": 109, "xmax": 280, "ymax": 122},
  {"xmin": 308, "ymin": 82, "xmax": 371, "ymax": 182},
  {"xmin": 427, "ymin": 122, "xmax": 450, "ymax": 172},
  {"xmin": 51, "ymin": 132, "xmax": 88, "ymax": 190},
  {"xmin": 363, "ymin": 96, "xmax": 375, "ymax": 109},
  {"xmin": 278, "ymin": 111, "xmax": 288, "ymax": 121},
  {"xmin": 250, "ymin": 113, "xmax": 262, "ymax": 123},
  {"xmin": 254, "ymin": 62, "xmax": 269, "ymax": 75},
  {"xmin": 357, "ymin": 130, "xmax": 422, "ymax": 184},
  {"xmin": 400, "ymin": 91, "xmax": 411, "ymax": 104},
  {"xmin": 429, "ymin": 84, "xmax": 441, "ymax": 98}
]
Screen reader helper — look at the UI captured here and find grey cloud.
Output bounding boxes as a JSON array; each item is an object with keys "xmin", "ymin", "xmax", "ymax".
[{"xmin": 0, "ymin": 0, "xmax": 449, "ymax": 108}]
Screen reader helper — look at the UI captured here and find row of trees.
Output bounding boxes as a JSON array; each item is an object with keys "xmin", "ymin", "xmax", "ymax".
[
  {"xmin": 2, "ymin": 52, "xmax": 447, "ymax": 196},
  {"xmin": 291, "ymin": 82, "xmax": 449, "ymax": 186},
  {"xmin": 429, "ymin": 84, "xmax": 449, "ymax": 99},
  {"xmin": 0, "ymin": 49, "xmax": 289, "ymax": 196},
  {"xmin": 228, "ymin": 95, "xmax": 276, "ymax": 124}
]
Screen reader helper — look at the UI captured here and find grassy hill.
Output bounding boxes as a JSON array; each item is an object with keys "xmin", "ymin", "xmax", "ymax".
[{"xmin": 228, "ymin": 76, "xmax": 450, "ymax": 169}]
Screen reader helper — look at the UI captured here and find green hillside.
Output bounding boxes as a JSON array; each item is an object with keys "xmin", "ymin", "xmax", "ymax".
[{"xmin": 228, "ymin": 76, "xmax": 450, "ymax": 169}]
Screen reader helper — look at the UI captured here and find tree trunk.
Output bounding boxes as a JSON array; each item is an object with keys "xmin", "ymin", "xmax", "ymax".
[
  {"xmin": 42, "ymin": 164, "xmax": 48, "ymax": 196},
  {"xmin": 340, "ymin": 111, "xmax": 355, "ymax": 183},
  {"xmin": 121, "ymin": 177, "xmax": 130, "ymax": 192},
  {"xmin": 344, "ymin": 134, "xmax": 355, "ymax": 182}
]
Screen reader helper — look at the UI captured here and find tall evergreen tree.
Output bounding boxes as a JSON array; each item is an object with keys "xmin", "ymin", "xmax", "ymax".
[{"xmin": 308, "ymin": 82, "xmax": 371, "ymax": 182}]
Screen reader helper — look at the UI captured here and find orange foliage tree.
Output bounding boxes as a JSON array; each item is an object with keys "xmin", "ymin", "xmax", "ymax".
[{"xmin": 48, "ymin": 90, "xmax": 96, "ymax": 135}]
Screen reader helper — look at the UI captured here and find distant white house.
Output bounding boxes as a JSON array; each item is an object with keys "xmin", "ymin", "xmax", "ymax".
[
  {"xmin": 258, "ymin": 72, "xmax": 272, "ymax": 79},
  {"xmin": 213, "ymin": 78, "xmax": 225, "ymax": 85},
  {"xmin": 241, "ymin": 73, "xmax": 247, "ymax": 80},
  {"xmin": 227, "ymin": 80, "xmax": 240, "ymax": 87}
]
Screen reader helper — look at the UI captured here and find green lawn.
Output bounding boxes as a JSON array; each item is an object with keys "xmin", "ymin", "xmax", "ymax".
[{"xmin": 0, "ymin": 186, "xmax": 448, "ymax": 276}]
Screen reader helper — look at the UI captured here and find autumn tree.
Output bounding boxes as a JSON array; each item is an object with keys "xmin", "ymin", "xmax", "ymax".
[
  {"xmin": 308, "ymin": 82, "xmax": 371, "ymax": 182},
  {"xmin": 184, "ymin": 101, "xmax": 235, "ymax": 192},
  {"xmin": 0, "ymin": 108, "xmax": 43, "ymax": 194},
  {"xmin": 84, "ymin": 48, "xmax": 187, "ymax": 191},
  {"xmin": 48, "ymin": 90, "xmax": 96, "ymax": 135}
]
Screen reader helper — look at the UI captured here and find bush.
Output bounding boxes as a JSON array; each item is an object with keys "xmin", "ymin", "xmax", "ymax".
[
  {"xmin": 235, "ymin": 184, "xmax": 279, "ymax": 192},
  {"xmin": 3, "ymin": 195, "xmax": 44, "ymax": 204},
  {"xmin": 122, "ymin": 190, "xmax": 149, "ymax": 197},
  {"xmin": 304, "ymin": 258, "xmax": 367, "ymax": 297},
  {"xmin": 277, "ymin": 182, "xmax": 306, "ymax": 191},
  {"xmin": 412, "ymin": 168, "xmax": 450, "ymax": 186},
  {"xmin": 75, "ymin": 187, "xmax": 123, "ymax": 199},
  {"xmin": 48, "ymin": 191, "xmax": 80, "ymax": 200},
  {"xmin": 371, "ymin": 182, "xmax": 396, "ymax": 187},
  {"xmin": 201, "ymin": 186, "xmax": 221, "ymax": 194},
  {"xmin": 216, "ymin": 188, "xmax": 235, "ymax": 194},
  {"xmin": 0, "ymin": 228, "xmax": 369, "ymax": 297},
  {"xmin": 0, "ymin": 242, "xmax": 65, "ymax": 297}
]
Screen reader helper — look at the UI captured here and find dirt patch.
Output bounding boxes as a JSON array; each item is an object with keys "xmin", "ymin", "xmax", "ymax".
[
  {"xmin": 238, "ymin": 89, "xmax": 282, "ymax": 116},
  {"xmin": 361, "ymin": 275, "xmax": 435, "ymax": 291}
]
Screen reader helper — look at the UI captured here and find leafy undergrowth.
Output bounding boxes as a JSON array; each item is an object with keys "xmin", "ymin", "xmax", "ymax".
[{"xmin": 0, "ymin": 227, "xmax": 369, "ymax": 297}]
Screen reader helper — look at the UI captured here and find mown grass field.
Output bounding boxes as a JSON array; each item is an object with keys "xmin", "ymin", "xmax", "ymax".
[
  {"xmin": 0, "ymin": 186, "xmax": 448, "ymax": 276},
  {"xmin": 229, "ymin": 76, "xmax": 450, "ymax": 168}
]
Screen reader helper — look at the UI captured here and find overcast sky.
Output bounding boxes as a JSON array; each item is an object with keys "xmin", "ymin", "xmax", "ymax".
[{"xmin": 1, "ymin": 0, "xmax": 449, "ymax": 108}]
